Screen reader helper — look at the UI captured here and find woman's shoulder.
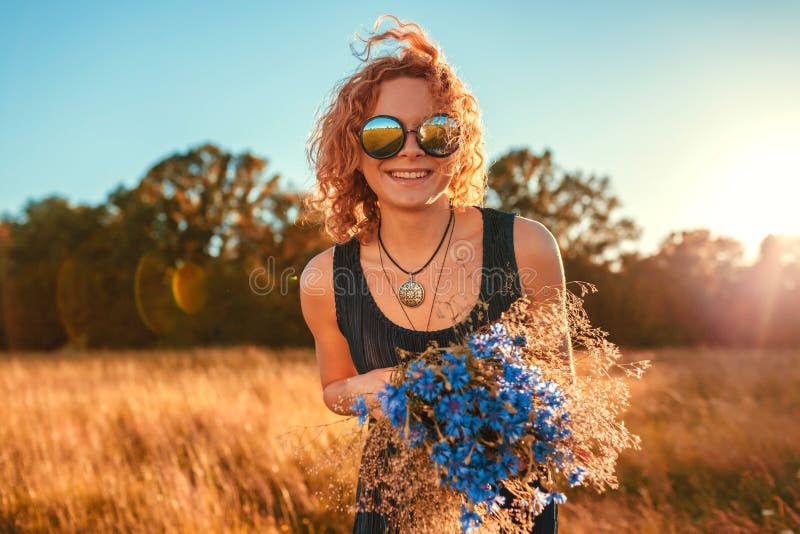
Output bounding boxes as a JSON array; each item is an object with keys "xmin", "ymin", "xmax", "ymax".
[
  {"xmin": 475, "ymin": 205, "xmax": 562, "ymax": 281},
  {"xmin": 512, "ymin": 214, "xmax": 558, "ymax": 250},
  {"xmin": 510, "ymin": 214, "xmax": 565, "ymax": 298},
  {"xmin": 474, "ymin": 205, "xmax": 550, "ymax": 242},
  {"xmin": 300, "ymin": 246, "xmax": 335, "ymax": 301},
  {"xmin": 300, "ymin": 236, "xmax": 361, "ymax": 295}
]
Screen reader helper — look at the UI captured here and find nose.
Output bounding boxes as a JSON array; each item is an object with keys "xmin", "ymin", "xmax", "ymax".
[{"xmin": 396, "ymin": 129, "xmax": 425, "ymax": 158}]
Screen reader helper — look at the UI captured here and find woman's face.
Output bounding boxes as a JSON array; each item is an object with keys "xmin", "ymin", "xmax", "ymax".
[{"xmin": 359, "ymin": 77, "xmax": 453, "ymax": 211}]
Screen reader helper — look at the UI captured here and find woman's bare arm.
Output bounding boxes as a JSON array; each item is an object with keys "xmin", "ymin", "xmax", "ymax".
[
  {"xmin": 513, "ymin": 216, "xmax": 575, "ymax": 376},
  {"xmin": 299, "ymin": 247, "xmax": 393, "ymax": 416}
]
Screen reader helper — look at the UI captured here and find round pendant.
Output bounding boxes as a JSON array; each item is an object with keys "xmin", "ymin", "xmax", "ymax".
[{"xmin": 398, "ymin": 279, "xmax": 425, "ymax": 308}]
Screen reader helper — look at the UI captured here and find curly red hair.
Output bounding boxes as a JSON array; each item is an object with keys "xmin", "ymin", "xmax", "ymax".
[{"xmin": 304, "ymin": 15, "xmax": 487, "ymax": 244}]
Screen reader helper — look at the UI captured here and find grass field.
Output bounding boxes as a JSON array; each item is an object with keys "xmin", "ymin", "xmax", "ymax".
[{"xmin": 1, "ymin": 346, "xmax": 798, "ymax": 533}]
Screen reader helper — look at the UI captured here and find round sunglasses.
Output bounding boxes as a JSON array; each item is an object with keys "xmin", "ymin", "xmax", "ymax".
[{"xmin": 359, "ymin": 114, "xmax": 459, "ymax": 159}]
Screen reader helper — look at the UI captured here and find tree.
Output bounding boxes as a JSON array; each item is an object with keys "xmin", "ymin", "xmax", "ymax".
[
  {"xmin": 133, "ymin": 144, "xmax": 330, "ymax": 347},
  {"xmin": 487, "ymin": 148, "xmax": 640, "ymax": 264},
  {"xmin": 1, "ymin": 197, "xmax": 103, "ymax": 350},
  {"xmin": 741, "ymin": 235, "xmax": 800, "ymax": 346},
  {"xmin": 649, "ymin": 229, "xmax": 745, "ymax": 344},
  {"xmin": 654, "ymin": 229, "xmax": 744, "ymax": 297},
  {"xmin": 135, "ymin": 143, "xmax": 287, "ymax": 264}
]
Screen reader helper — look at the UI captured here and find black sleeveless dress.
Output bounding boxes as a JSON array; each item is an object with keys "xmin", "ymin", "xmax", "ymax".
[{"xmin": 333, "ymin": 206, "xmax": 558, "ymax": 533}]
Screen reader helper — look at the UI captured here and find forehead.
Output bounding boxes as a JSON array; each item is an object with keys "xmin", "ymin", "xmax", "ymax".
[{"xmin": 371, "ymin": 77, "xmax": 437, "ymax": 122}]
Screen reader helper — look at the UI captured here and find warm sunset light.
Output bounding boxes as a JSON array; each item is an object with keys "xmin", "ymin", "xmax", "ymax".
[
  {"xmin": 2, "ymin": 4, "xmax": 799, "ymax": 533},
  {"xmin": 703, "ymin": 135, "xmax": 800, "ymax": 256}
]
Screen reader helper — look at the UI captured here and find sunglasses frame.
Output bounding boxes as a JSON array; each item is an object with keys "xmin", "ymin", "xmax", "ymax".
[{"xmin": 359, "ymin": 113, "xmax": 459, "ymax": 160}]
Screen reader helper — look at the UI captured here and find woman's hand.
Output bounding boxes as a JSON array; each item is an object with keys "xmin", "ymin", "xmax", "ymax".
[
  {"xmin": 322, "ymin": 366, "xmax": 397, "ymax": 417},
  {"xmin": 362, "ymin": 366, "xmax": 395, "ymax": 392},
  {"xmin": 360, "ymin": 367, "xmax": 395, "ymax": 419}
]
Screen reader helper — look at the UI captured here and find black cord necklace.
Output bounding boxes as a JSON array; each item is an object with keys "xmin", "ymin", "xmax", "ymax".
[
  {"xmin": 379, "ymin": 211, "xmax": 455, "ymax": 330},
  {"xmin": 378, "ymin": 209, "xmax": 454, "ymax": 308}
]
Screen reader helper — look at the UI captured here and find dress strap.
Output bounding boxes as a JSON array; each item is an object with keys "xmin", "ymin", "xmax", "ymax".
[
  {"xmin": 479, "ymin": 207, "xmax": 524, "ymax": 310},
  {"xmin": 332, "ymin": 238, "xmax": 361, "ymax": 350}
]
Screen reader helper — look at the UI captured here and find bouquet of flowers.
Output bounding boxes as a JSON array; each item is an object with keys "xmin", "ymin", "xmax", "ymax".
[{"xmin": 351, "ymin": 288, "xmax": 648, "ymax": 533}]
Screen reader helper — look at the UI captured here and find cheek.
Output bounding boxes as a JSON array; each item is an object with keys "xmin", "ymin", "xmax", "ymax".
[
  {"xmin": 359, "ymin": 152, "xmax": 373, "ymax": 173},
  {"xmin": 364, "ymin": 160, "xmax": 374, "ymax": 175},
  {"xmin": 359, "ymin": 159, "xmax": 381, "ymax": 190}
]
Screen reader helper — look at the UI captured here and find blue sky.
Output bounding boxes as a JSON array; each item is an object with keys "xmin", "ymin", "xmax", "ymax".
[{"xmin": 1, "ymin": 1, "xmax": 798, "ymax": 258}]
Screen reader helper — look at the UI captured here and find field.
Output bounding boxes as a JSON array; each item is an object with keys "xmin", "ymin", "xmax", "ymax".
[{"xmin": 1, "ymin": 346, "xmax": 798, "ymax": 533}]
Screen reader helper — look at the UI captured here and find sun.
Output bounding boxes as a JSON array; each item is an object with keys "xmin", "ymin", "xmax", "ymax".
[{"xmin": 703, "ymin": 135, "xmax": 800, "ymax": 257}]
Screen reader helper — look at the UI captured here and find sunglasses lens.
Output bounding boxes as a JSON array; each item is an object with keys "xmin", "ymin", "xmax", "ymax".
[
  {"xmin": 419, "ymin": 115, "xmax": 459, "ymax": 156},
  {"xmin": 361, "ymin": 116, "xmax": 404, "ymax": 159}
]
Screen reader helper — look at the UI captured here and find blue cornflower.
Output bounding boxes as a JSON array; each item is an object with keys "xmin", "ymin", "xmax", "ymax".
[
  {"xmin": 442, "ymin": 352, "xmax": 471, "ymax": 391},
  {"xmin": 478, "ymin": 396, "xmax": 511, "ymax": 432},
  {"xmin": 501, "ymin": 362, "xmax": 527, "ymax": 385},
  {"xmin": 546, "ymin": 492, "xmax": 567, "ymax": 505},
  {"xmin": 486, "ymin": 492, "xmax": 507, "ymax": 513},
  {"xmin": 568, "ymin": 466, "xmax": 587, "ymax": 487},
  {"xmin": 458, "ymin": 412, "xmax": 485, "ymax": 438},
  {"xmin": 351, "ymin": 395, "xmax": 369, "ymax": 427},
  {"xmin": 459, "ymin": 505, "xmax": 482, "ymax": 532},
  {"xmin": 536, "ymin": 380, "xmax": 566, "ymax": 409},
  {"xmin": 497, "ymin": 415, "xmax": 529, "ymax": 444},
  {"xmin": 430, "ymin": 440, "xmax": 453, "ymax": 467},
  {"xmin": 442, "ymin": 414, "xmax": 472, "ymax": 439},
  {"xmin": 533, "ymin": 440, "xmax": 555, "ymax": 463},
  {"xmin": 490, "ymin": 322, "xmax": 508, "ymax": 340},
  {"xmin": 467, "ymin": 332, "xmax": 495, "ymax": 359},
  {"xmin": 506, "ymin": 387, "xmax": 533, "ymax": 414},
  {"xmin": 501, "ymin": 361, "xmax": 541, "ymax": 392},
  {"xmin": 377, "ymin": 382, "xmax": 409, "ymax": 429},
  {"xmin": 409, "ymin": 365, "xmax": 442, "ymax": 401},
  {"xmin": 440, "ymin": 443, "xmax": 484, "ymax": 491},
  {"xmin": 434, "ymin": 392, "xmax": 469, "ymax": 430},
  {"xmin": 471, "ymin": 385, "xmax": 491, "ymax": 404},
  {"xmin": 464, "ymin": 477, "xmax": 498, "ymax": 505},
  {"xmin": 497, "ymin": 449, "xmax": 521, "ymax": 478}
]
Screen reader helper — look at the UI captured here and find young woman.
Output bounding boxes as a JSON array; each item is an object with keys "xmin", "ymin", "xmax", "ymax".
[{"xmin": 300, "ymin": 15, "xmax": 569, "ymax": 533}]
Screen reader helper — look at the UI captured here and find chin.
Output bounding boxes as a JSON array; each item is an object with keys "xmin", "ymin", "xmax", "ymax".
[{"xmin": 380, "ymin": 191, "xmax": 449, "ymax": 211}]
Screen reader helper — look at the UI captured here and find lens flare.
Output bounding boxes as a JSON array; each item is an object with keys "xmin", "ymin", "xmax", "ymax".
[
  {"xmin": 134, "ymin": 251, "xmax": 179, "ymax": 334},
  {"xmin": 171, "ymin": 261, "xmax": 207, "ymax": 314}
]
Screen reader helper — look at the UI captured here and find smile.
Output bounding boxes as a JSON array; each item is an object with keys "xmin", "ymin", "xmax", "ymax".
[{"xmin": 386, "ymin": 170, "xmax": 433, "ymax": 180}]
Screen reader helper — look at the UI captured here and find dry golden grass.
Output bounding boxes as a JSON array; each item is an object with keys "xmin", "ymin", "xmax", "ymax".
[
  {"xmin": 563, "ymin": 347, "xmax": 800, "ymax": 534},
  {"xmin": 1, "ymin": 346, "xmax": 798, "ymax": 533},
  {"xmin": 0, "ymin": 347, "xmax": 355, "ymax": 533}
]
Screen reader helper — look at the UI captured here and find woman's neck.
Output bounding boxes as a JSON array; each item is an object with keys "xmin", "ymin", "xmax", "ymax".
[{"xmin": 376, "ymin": 198, "xmax": 453, "ymax": 269}]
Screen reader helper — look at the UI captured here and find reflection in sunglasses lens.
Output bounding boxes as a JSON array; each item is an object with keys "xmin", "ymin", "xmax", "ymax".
[
  {"xmin": 419, "ymin": 115, "xmax": 458, "ymax": 157},
  {"xmin": 362, "ymin": 117, "xmax": 404, "ymax": 159}
]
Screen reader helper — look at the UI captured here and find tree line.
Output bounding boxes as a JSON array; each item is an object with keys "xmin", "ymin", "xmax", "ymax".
[{"xmin": 0, "ymin": 143, "xmax": 797, "ymax": 352}]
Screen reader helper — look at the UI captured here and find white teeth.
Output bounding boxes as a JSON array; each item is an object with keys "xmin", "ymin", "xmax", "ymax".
[{"xmin": 389, "ymin": 171, "xmax": 430, "ymax": 179}]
